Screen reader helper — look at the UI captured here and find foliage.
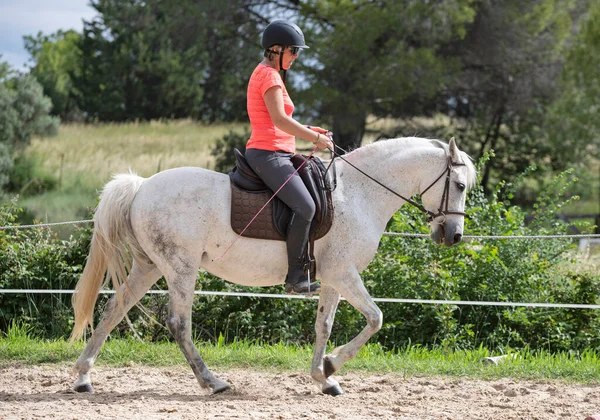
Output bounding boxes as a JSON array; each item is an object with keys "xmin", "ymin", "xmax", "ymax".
[
  {"xmin": 295, "ymin": 0, "xmax": 477, "ymax": 150},
  {"xmin": 4, "ymin": 153, "xmax": 58, "ymax": 196},
  {"xmin": 211, "ymin": 128, "xmax": 251, "ymax": 173},
  {"xmin": 0, "ymin": 143, "xmax": 12, "ymax": 190},
  {"xmin": 0, "ymin": 199, "xmax": 92, "ymax": 337},
  {"xmin": 18, "ymin": 1, "xmax": 598, "ymax": 203},
  {"xmin": 0, "ymin": 58, "xmax": 60, "ymax": 195},
  {"xmin": 396, "ymin": 0, "xmax": 581, "ymax": 193},
  {"xmin": 24, "ymin": 30, "xmax": 83, "ymax": 121},
  {"xmin": 0, "ymin": 74, "xmax": 59, "ymax": 148},
  {"xmin": 546, "ymin": 0, "xmax": 600, "ymax": 163},
  {"xmin": 362, "ymin": 154, "xmax": 599, "ymax": 352},
  {"xmin": 73, "ymin": 0, "xmax": 260, "ymax": 122}
]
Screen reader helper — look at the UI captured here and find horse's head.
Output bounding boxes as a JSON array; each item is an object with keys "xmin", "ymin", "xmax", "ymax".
[{"xmin": 420, "ymin": 137, "xmax": 476, "ymax": 247}]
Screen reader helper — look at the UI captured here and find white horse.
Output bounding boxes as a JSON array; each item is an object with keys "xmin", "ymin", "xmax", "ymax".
[{"xmin": 71, "ymin": 136, "xmax": 476, "ymax": 396}]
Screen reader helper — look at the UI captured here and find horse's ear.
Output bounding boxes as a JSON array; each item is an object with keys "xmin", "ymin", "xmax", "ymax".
[{"xmin": 449, "ymin": 137, "xmax": 460, "ymax": 161}]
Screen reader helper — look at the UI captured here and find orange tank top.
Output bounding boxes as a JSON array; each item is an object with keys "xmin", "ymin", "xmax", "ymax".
[{"xmin": 246, "ymin": 64, "xmax": 295, "ymax": 153}]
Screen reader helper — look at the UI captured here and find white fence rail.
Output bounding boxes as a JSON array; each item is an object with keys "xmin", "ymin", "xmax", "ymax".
[
  {"xmin": 1, "ymin": 289, "xmax": 600, "ymax": 310},
  {"xmin": 1, "ymin": 218, "xmax": 599, "ymax": 310}
]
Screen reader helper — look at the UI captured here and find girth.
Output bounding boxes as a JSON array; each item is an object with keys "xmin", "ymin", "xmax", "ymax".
[{"xmin": 229, "ymin": 148, "xmax": 335, "ymax": 280}]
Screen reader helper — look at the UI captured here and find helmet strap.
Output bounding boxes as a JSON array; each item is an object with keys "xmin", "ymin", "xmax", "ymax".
[
  {"xmin": 263, "ymin": 47, "xmax": 287, "ymax": 84},
  {"xmin": 279, "ymin": 49, "xmax": 286, "ymax": 84}
]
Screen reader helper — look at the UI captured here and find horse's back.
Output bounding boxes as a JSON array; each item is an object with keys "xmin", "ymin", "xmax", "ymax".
[{"xmin": 130, "ymin": 166, "xmax": 231, "ymax": 243}]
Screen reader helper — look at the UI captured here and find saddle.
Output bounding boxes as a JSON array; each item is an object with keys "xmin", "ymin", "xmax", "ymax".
[{"xmin": 229, "ymin": 148, "xmax": 335, "ymax": 279}]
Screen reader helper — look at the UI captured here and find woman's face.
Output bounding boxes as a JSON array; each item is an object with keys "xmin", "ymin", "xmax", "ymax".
[{"xmin": 279, "ymin": 46, "xmax": 300, "ymax": 70}]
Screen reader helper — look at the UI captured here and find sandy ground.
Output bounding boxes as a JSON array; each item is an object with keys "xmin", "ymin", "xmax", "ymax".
[{"xmin": 0, "ymin": 364, "xmax": 599, "ymax": 419}]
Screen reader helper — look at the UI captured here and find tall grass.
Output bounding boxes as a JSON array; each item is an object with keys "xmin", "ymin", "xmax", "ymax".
[{"xmin": 15, "ymin": 120, "xmax": 248, "ymax": 227}]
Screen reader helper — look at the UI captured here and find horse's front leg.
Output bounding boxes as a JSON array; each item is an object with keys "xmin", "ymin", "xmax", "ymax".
[
  {"xmin": 310, "ymin": 285, "xmax": 343, "ymax": 395},
  {"xmin": 323, "ymin": 268, "xmax": 382, "ymax": 380}
]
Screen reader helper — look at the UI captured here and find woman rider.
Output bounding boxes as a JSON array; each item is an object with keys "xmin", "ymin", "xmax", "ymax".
[{"xmin": 245, "ymin": 20, "xmax": 333, "ymax": 294}]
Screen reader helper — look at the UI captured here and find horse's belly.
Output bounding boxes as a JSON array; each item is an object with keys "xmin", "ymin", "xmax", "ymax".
[{"xmin": 201, "ymin": 236, "xmax": 289, "ymax": 287}]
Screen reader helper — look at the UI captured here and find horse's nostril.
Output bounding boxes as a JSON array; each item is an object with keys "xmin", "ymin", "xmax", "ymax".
[{"xmin": 454, "ymin": 233, "xmax": 462, "ymax": 244}]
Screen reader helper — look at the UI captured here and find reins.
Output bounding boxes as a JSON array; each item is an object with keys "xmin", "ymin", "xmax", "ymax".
[{"xmin": 328, "ymin": 142, "xmax": 466, "ymax": 223}]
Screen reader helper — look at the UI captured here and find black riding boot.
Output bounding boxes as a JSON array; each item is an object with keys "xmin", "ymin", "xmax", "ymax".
[{"xmin": 284, "ymin": 214, "xmax": 321, "ymax": 294}]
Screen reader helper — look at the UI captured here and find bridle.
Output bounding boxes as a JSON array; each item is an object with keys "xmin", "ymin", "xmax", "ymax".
[
  {"xmin": 419, "ymin": 156, "xmax": 467, "ymax": 223},
  {"xmin": 327, "ymin": 143, "xmax": 467, "ymax": 224}
]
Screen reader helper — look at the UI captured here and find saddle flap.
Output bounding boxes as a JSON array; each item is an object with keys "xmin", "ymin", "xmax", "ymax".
[
  {"xmin": 229, "ymin": 152, "xmax": 334, "ymax": 243},
  {"xmin": 291, "ymin": 155, "xmax": 329, "ymax": 229}
]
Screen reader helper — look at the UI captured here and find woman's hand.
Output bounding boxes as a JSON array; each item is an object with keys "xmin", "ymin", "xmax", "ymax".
[
  {"xmin": 313, "ymin": 130, "xmax": 334, "ymax": 151},
  {"xmin": 307, "ymin": 126, "xmax": 329, "ymax": 135}
]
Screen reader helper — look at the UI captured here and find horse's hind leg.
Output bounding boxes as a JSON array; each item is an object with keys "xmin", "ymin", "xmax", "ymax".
[
  {"xmin": 73, "ymin": 261, "xmax": 161, "ymax": 392},
  {"xmin": 163, "ymin": 258, "xmax": 230, "ymax": 394},
  {"xmin": 310, "ymin": 285, "xmax": 344, "ymax": 396}
]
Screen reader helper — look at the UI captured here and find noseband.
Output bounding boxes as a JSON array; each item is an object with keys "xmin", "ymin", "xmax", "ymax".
[{"xmin": 330, "ymin": 145, "xmax": 467, "ymax": 224}]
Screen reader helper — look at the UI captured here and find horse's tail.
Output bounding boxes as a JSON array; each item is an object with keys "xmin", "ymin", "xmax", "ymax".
[{"xmin": 71, "ymin": 172, "xmax": 147, "ymax": 341}]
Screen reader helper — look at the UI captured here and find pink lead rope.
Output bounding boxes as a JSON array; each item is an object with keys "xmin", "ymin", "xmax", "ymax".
[{"xmin": 213, "ymin": 145, "xmax": 320, "ymax": 262}]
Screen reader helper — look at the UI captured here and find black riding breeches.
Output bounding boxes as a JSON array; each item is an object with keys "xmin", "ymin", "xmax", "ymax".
[
  {"xmin": 244, "ymin": 149, "xmax": 316, "ymax": 223},
  {"xmin": 244, "ymin": 148, "xmax": 315, "ymax": 272}
]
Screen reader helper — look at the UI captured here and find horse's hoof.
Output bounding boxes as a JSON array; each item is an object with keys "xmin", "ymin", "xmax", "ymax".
[
  {"xmin": 74, "ymin": 383, "xmax": 94, "ymax": 393},
  {"xmin": 212, "ymin": 382, "xmax": 231, "ymax": 394},
  {"xmin": 323, "ymin": 384, "xmax": 344, "ymax": 396},
  {"xmin": 323, "ymin": 357, "xmax": 336, "ymax": 378}
]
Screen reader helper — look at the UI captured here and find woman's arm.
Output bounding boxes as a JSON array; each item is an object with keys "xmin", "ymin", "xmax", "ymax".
[{"xmin": 264, "ymin": 86, "xmax": 332, "ymax": 150}]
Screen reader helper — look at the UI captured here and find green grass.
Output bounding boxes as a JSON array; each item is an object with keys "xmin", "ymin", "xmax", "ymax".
[{"xmin": 2, "ymin": 329, "xmax": 600, "ymax": 383}]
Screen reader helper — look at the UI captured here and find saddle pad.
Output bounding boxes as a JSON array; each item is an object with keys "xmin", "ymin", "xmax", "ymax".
[{"xmin": 230, "ymin": 185, "xmax": 285, "ymax": 241}]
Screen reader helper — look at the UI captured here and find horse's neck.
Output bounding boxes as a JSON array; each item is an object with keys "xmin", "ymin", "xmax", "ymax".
[{"xmin": 338, "ymin": 142, "xmax": 439, "ymax": 230}]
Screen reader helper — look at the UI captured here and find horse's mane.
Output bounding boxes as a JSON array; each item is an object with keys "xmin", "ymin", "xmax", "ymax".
[{"xmin": 346, "ymin": 137, "xmax": 477, "ymax": 190}]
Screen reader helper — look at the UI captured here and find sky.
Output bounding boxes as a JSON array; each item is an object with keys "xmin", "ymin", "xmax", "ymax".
[{"xmin": 0, "ymin": 0, "xmax": 97, "ymax": 71}]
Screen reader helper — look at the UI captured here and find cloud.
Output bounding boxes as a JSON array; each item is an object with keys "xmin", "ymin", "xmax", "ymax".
[{"xmin": 0, "ymin": 0, "xmax": 96, "ymax": 70}]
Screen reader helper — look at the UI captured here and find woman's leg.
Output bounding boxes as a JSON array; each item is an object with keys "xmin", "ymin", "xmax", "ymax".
[{"xmin": 245, "ymin": 149, "xmax": 319, "ymax": 293}]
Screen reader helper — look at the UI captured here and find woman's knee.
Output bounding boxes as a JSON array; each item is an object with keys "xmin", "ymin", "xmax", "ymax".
[{"xmin": 296, "ymin": 199, "xmax": 316, "ymax": 222}]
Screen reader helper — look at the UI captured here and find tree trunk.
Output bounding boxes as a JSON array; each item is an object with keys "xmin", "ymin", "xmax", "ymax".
[
  {"xmin": 332, "ymin": 111, "xmax": 367, "ymax": 153},
  {"xmin": 480, "ymin": 110, "xmax": 503, "ymax": 192}
]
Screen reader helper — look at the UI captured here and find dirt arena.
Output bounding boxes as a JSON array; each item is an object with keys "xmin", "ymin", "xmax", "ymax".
[{"xmin": 1, "ymin": 364, "xmax": 599, "ymax": 419}]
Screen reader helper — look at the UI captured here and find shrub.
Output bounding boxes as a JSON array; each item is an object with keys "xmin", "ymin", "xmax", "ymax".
[
  {"xmin": 211, "ymin": 128, "xmax": 251, "ymax": 173},
  {"xmin": 4, "ymin": 153, "xmax": 58, "ymax": 195},
  {"xmin": 0, "ymin": 199, "xmax": 91, "ymax": 338},
  {"xmin": 360, "ymin": 156, "xmax": 599, "ymax": 352}
]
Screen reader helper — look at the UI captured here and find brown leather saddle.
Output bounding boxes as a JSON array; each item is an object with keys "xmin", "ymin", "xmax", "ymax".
[{"xmin": 229, "ymin": 148, "xmax": 335, "ymax": 278}]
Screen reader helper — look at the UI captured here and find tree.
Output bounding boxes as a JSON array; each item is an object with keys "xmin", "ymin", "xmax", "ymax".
[
  {"xmin": 546, "ymin": 0, "xmax": 600, "ymax": 163},
  {"xmin": 429, "ymin": 0, "xmax": 580, "ymax": 191},
  {"xmin": 292, "ymin": 0, "xmax": 477, "ymax": 151},
  {"xmin": 74, "ymin": 0, "xmax": 262, "ymax": 122},
  {"xmin": 24, "ymin": 30, "xmax": 83, "ymax": 121},
  {"xmin": 0, "ymin": 76, "xmax": 59, "ymax": 148},
  {"xmin": 0, "ymin": 57, "xmax": 59, "ymax": 191}
]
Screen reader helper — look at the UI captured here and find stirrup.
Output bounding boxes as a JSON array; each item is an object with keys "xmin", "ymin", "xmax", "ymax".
[{"xmin": 285, "ymin": 280, "xmax": 321, "ymax": 295}]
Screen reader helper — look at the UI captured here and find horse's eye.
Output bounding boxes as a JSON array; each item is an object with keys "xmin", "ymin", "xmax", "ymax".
[{"xmin": 456, "ymin": 182, "xmax": 466, "ymax": 191}]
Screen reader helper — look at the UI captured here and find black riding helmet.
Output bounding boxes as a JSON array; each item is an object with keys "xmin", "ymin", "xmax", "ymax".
[{"xmin": 262, "ymin": 20, "xmax": 309, "ymax": 83}]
